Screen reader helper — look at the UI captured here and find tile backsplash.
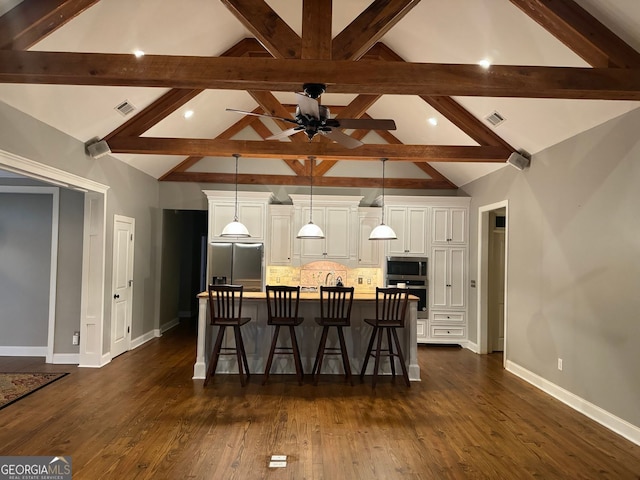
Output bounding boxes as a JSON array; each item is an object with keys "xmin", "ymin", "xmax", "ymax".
[{"xmin": 266, "ymin": 262, "xmax": 382, "ymax": 293}]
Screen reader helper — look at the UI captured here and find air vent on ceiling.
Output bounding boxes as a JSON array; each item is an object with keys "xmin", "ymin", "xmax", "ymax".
[
  {"xmin": 115, "ymin": 100, "xmax": 136, "ymax": 116},
  {"xmin": 485, "ymin": 110, "xmax": 506, "ymax": 127}
]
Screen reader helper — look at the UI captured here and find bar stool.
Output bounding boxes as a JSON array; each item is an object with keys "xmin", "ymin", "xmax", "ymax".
[
  {"xmin": 311, "ymin": 286, "xmax": 354, "ymax": 385},
  {"xmin": 360, "ymin": 287, "xmax": 411, "ymax": 388},
  {"xmin": 204, "ymin": 284, "xmax": 251, "ymax": 387},
  {"xmin": 263, "ymin": 285, "xmax": 304, "ymax": 385}
]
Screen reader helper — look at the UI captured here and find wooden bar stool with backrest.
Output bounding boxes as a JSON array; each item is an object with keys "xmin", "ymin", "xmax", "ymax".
[
  {"xmin": 360, "ymin": 287, "xmax": 411, "ymax": 388},
  {"xmin": 311, "ymin": 286, "xmax": 355, "ymax": 385},
  {"xmin": 263, "ymin": 285, "xmax": 304, "ymax": 385},
  {"xmin": 204, "ymin": 284, "xmax": 251, "ymax": 387}
]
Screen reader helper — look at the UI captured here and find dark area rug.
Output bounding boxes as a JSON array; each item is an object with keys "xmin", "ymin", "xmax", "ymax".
[{"xmin": 0, "ymin": 372, "xmax": 68, "ymax": 410}]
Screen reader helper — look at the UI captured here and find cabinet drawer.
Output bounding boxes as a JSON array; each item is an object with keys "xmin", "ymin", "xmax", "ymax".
[
  {"xmin": 429, "ymin": 325, "xmax": 466, "ymax": 339},
  {"xmin": 431, "ymin": 311, "xmax": 465, "ymax": 324}
]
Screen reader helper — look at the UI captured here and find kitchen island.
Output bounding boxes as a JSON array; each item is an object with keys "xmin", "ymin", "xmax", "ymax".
[{"xmin": 193, "ymin": 291, "xmax": 420, "ymax": 381}]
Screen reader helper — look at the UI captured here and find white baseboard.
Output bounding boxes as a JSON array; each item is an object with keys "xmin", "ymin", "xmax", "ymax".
[
  {"xmin": 0, "ymin": 346, "xmax": 47, "ymax": 357},
  {"xmin": 131, "ymin": 329, "xmax": 160, "ymax": 350},
  {"xmin": 463, "ymin": 340, "xmax": 479, "ymax": 353},
  {"xmin": 506, "ymin": 360, "xmax": 640, "ymax": 446},
  {"xmin": 160, "ymin": 318, "xmax": 180, "ymax": 334},
  {"xmin": 52, "ymin": 353, "xmax": 79, "ymax": 364}
]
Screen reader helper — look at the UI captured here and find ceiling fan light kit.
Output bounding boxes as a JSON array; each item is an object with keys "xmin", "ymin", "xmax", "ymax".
[
  {"xmin": 220, "ymin": 153, "xmax": 250, "ymax": 238},
  {"xmin": 297, "ymin": 156, "xmax": 325, "ymax": 240},
  {"xmin": 369, "ymin": 158, "xmax": 397, "ymax": 241},
  {"xmin": 227, "ymin": 83, "xmax": 396, "ymax": 149}
]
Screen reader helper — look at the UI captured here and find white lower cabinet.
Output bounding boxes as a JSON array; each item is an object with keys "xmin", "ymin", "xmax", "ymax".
[{"xmin": 428, "ymin": 311, "xmax": 466, "ymax": 341}]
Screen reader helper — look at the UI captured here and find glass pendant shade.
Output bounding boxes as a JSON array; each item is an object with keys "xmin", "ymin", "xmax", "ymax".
[
  {"xmin": 297, "ymin": 156, "xmax": 325, "ymax": 239},
  {"xmin": 220, "ymin": 154, "xmax": 250, "ymax": 238},
  {"xmin": 369, "ymin": 157, "xmax": 397, "ymax": 240}
]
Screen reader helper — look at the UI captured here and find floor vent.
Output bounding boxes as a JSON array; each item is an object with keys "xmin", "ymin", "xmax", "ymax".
[
  {"xmin": 115, "ymin": 100, "xmax": 136, "ymax": 116},
  {"xmin": 485, "ymin": 110, "xmax": 506, "ymax": 127}
]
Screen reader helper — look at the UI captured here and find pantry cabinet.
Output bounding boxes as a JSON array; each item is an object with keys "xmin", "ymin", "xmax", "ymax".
[
  {"xmin": 432, "ymin": 207, "xmax": 467, "ymax": 245},
  {"xmin": 385, "ymin": 206, "xmax": 429, "ymax": 257}
]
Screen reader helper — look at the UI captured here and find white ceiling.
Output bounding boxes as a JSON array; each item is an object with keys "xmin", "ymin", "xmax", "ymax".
[{"xmin": 0, "ymin": 0, "xmax": 638, "ymax": 187}]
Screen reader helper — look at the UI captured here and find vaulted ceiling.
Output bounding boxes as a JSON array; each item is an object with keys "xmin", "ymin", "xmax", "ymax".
[{"xmin": 0, "ymin": 0, "xmax": 638, "ymax": 190}]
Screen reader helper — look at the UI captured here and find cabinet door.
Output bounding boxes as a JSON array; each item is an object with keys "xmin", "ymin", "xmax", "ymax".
[
  {"xmin": 406, "ymin": 207, "xmax": 428, "ymax": 255},
  {"xmin": 386, "ymin": 207, "xmax": 408, "ymax": 256},
  {"xmin": 325, "ymin": 207, "xmax": 350, "ymax": 259},
  {"xmin": 431, "ymin": 247, "xmax": 449, "ymax": 307},
  {"xmin": 449, "ymin": 208, "xmax": 467, "ymax": 244},
  {"xmin": 269, "ymin": 212, "xmax": 292, "ymax": 265},
  {"xmin": 358, "ymin": 210, "xmax": 381, "ymax": 266},
  {"xmin": 449, "ymin": 247, "xmax": 466, "ymax": 308},
  {"xmin": 431, "ymin": 207, "xmax": 450, "ymax": 244},
  {"xmin": 430, "ymin": 246, "xmax": 466, "ymax": 308},
  {"xmin": 209, "ymin": 202, "xmax": 265, "ymax": 241},
  {"xmin": 300, "ymin": 207, "xmax": 326, "ymax": 258}
]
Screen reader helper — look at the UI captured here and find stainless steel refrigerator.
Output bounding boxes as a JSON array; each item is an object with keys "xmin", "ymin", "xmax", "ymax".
[{"xmin": 208, "ymin": 242, "xmax": 264, "ymax": 292}]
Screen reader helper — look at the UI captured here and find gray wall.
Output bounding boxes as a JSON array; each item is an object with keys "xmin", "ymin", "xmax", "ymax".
[
  {"xmin": 0, "ymin": 192, "xmax": 52, "ymax": 346},
  {"xmin": 0, "ymin": 101, "xmax": 161, "ymax": 356},
  {"xmin": 462, "ymin": 107, "xmax": 640, "ymax": 428}
]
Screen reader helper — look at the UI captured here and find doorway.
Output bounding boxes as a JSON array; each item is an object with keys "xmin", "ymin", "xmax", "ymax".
[{"xmin": 477, "ymin": 201, "xmax": 509, "ymax": 361}]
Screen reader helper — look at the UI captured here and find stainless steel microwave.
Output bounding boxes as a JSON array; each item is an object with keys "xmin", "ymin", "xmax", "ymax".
[{"xmin": 386, "ymin": 256, "xmax": 428, "ymax": 278}]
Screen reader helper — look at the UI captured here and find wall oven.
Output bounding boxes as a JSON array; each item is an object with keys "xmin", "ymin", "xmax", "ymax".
[{"xmin": 385, "ymin": 256, "xmax": 428, "ymax": 318}]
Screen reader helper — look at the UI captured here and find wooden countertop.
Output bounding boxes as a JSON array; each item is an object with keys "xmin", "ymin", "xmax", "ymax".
[{"xmin": 198, "ymin": 291, "xmax": 418, "ymax": 301}]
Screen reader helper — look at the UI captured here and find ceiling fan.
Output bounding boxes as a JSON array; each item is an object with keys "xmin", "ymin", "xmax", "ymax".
[{"xmin": 226, "ymin": 83, "xmax": 396, "ymax": 149}]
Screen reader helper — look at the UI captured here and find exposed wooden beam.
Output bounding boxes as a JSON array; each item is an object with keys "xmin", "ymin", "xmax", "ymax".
[
  {"xmin": 509, "ymin": 0, "xmax": 640, "ymax": 68},
  {"xmin": 221, "ymin": 0, "xmax": 300, "ymax": 59},
  {"xmin": 161, "ymin": 171, "xmax": 453, "ymax": 189},
  {"xmin": 2, "ymin": 51, "xmax": 639, "ymax": 100},
  {"xmin": 108, "ymin": 137, "xmax": 511, "ymax": 161},
  {"xmin": 0, "ymin": 0, "xmax": 100, "ymax": 50},
  {"xmin": 332, "ymin": 0, "xmax": 421, "ymax": 60},
  {"xmin": 302, "ymin": 0, "xmax": 332, "ymax": 60}
]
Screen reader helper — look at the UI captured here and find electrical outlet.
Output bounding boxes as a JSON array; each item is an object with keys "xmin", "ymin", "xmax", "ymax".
[
  {"xmin": 72, "ymin": 331, "xmax": 80, "ymax": 345},
  {"xmin": 557, "ymin": 358, "xmax": 563, "ymax": 371},
  {"xmin": 358, "ymin": 277, "xmax": 363, "ymax": 284},
  {"xmin": 276, "ymin": 277, "xmax": 280, "ymax": 283},
  {"xmin": 367, "ymin": 278, "xmax": 371, "ymax": 284}
]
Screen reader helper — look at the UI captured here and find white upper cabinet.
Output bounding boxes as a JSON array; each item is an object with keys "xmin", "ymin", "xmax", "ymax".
[
  {"xmin": 386, "ymin": 206, "xmax": 428, "ymax": 257},
  {"xmin": 204, "ymin": 190, "xmax": 273, "ymax": 242},
  {"xmin": 432, "ymin": 207, "xmax": 468, "ymax": 245},
  {"xmin": 357, "ymin": 208, "xmax": 383, "ymax": 266},
  {"xmin": 268, "ymin": 205, "xmax": 293, "ymax": 265}
]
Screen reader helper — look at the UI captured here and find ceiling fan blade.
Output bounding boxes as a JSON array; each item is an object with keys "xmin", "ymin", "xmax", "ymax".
[
  {"xmin": 296, "ymin": 93, "xmax": 320, "ymax": 119},
  {"xmin": 226, "ymin": 108, "xmax": 298, "ymax": 125},
  {"xmin": 331, "ymin": 118, "xmax": 397, "ymax": 130},
  {"xmin": 320, "ymin": 129, "xmax": 363, "ymax": 149},
  {"xmin": 266, "ymin": 127, "xmax": 303, "ymax": 141}
]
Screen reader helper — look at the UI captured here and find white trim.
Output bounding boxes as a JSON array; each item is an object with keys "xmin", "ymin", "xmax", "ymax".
[
  {"xmin": 476, "ymin": 200, "xmax": 509, "ymax": 362},
  {"xmin": 0, "ymin": 346, "xmax": 48, "ymax": 357},
  {"xmin": 506, "ymin": 360, "xmax": 640, "ymax": 446},
  {"xmin": 0, "ymin": 186, "xmax": 59, "ymax": 364},
  {"xmin": 52, "ymin": 353, "xmax": 80, "ymax": 364},
  {"xmin": 131, "ymin": 329, "xmax": 161, "ymax": 350},
  {"xmin": 463, "ymin": 340, "xmax": 479, "ymax": 353},
  {"xmin": 160, "ymin": 318, "xmax": 180, "ymax": 334},
  {"xmin": 0, "ymin": 149, "xmax": 109, "ymax": 193}
]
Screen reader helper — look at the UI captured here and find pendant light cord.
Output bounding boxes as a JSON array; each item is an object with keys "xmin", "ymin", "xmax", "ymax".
[
  {"xmin": 233, "ymin": 153, "xmax": 240, "ymax": 221},
  {"xmin": 381, "ymin": 158, "xmax": 387, "ymax": 224},
  {"xmin": 309, "ymin": 156, "xmax": 315, "ymax": 223}
]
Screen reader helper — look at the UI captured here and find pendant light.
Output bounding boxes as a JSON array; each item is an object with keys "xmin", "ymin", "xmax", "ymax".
[
  {"xmin": 297, "ymin": 156, "xmax": 325, "ymax": 239},
  {"xmin": 220, "ymin": 154, "xmax": 250, "ymax": 237},
  {"xmin": 369, "ymin": 158, "xmax": 397, "ymax": 240}
]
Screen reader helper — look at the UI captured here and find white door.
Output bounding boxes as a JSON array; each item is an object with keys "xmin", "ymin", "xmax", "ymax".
[{"xmin": 111, "ymin": 215, "xmax": 134, "ymax": 358}]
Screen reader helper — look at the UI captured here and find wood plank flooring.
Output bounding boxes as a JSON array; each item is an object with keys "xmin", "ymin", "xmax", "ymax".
[{"xmin": 1, "ymin": 319, "xmax": 639, "ymax": 479}]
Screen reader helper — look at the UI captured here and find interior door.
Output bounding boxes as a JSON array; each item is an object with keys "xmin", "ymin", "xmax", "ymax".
[
  {"xmin": 488, "ymin": 218, "xmax": 506, "ymax": 352},
  {"xmin": 111, "ymin": 215, "xmax": 134, "ymax": 358}
]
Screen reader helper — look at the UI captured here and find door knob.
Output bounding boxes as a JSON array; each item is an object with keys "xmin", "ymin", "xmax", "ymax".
[{"xmin": 114, "ymin": 294, "xmax": 120, "ymax": 299}]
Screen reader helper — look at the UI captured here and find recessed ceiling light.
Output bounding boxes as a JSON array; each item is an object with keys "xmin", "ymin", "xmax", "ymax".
[
  {"xmin": 184, "ymin": 110, "xmax": 194, "ymax": 119},
  {"xmin": 427, "ymin": 117, "xmax": 438, "ymax": 126},
  {"xmin": 478, "ymin": 58, "xmax": 491, "ymax": 69},
  {"xmin": 133, "ymin": 50, "xmax": 145, "ymax": 58}
]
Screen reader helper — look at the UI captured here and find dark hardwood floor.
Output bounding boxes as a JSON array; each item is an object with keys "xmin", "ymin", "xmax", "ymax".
[{"xmin": 1, "ymin": 320, "xmax": 639, "ymax": 479}]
